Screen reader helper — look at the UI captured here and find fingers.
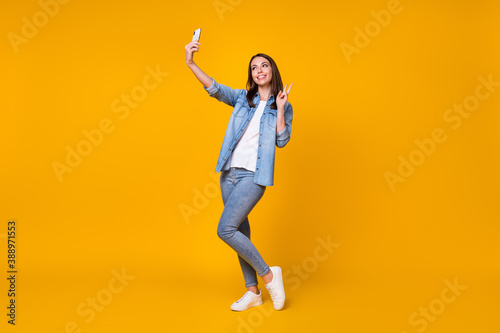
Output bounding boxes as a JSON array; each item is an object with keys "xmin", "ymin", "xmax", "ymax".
[
  {"xmin": 282, "ymin": 84, "xmax": 293, "ymax": 95},
  {"xmin": 185, "ymin": 41, "xmax": 201, "ymax": 50},
  {"xmin": 190, "ymin": 44, "xmax": 200, "ymax": 53},
  {"xmin": 277, "ymin": 83, "xmax": 295, "ymax": 101}
]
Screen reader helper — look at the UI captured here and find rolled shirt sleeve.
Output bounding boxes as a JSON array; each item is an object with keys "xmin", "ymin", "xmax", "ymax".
[
  {"xmin": 203, "ymin": 77, "xmax": 218, "ymax": 96},
  {"xmin": 276, "ymin": 102, "xmax": 293, "ymax": 148},
  {"xmin": 203, "ymin": 77, "xmax": 244, "ymax": 107},
  {"xmin": 277, "ymin": 126, "xmax": 288, "ymax": 139}
]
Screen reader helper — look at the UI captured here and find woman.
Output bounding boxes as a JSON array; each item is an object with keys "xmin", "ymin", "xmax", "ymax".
[{"xmin": 185, "ymin": 37, "xmax": 293, "ymax": 311}]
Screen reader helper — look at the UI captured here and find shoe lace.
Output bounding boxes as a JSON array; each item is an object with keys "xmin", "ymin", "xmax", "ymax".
[
  {"xmin": 267, "ymin": 285, "xmax": 278, "ymax": 302},
  {"xmin": 236, "ymin": 292, "xmax": 252, "ymax": 304}
]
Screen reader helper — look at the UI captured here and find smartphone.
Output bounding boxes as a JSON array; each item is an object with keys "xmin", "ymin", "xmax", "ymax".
[{"xmin": 192, "ymin": 28, "xmax": 201, "ymax": 42}]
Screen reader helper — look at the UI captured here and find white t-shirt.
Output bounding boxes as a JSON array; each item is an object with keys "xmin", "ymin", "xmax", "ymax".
[{"xmin": 230, "ymin": 100, "xmax": 267, "ymax": 171}]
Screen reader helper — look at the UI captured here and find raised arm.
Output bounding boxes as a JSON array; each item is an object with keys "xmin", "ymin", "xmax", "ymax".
[
  {"xmin": 185, "ymin": 40, "xmax": 213, "ymax": 88},
  {"xmin": 185, "ymin": 36, "xmax": 245, "ymax": 107}
]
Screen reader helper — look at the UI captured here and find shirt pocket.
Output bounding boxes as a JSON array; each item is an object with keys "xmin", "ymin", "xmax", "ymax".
[
  {"xmin": 267, "ymin": 109, "xmax": 277, "ymax": 127},
  {"xmin": 232, "ymin": 97, "xmax": 249, "ymax": 118}
]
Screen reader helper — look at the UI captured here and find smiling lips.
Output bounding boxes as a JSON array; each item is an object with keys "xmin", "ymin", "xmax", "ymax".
[{"xmin": 257, "ymin": 75, "xmax": 266, "ymax": 80}]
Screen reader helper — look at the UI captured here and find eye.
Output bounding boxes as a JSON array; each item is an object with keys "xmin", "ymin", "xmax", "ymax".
[{"xmin": 263, "ymin": 64, "xmax": 268, "ymax": 67}]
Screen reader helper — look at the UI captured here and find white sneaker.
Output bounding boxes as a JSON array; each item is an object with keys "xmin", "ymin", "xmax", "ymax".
[
  {"xmin": 230, "ymin": 289, "xmax": 263, "ymax": 311},
  {"xmin": 265, "ymin": 266, "xmax": 285, "ymax": 310}
]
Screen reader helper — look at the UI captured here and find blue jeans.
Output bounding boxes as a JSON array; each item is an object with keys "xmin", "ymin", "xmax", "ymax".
[{"xmin": 218, "ymin": 167, "xmax": 270, "ymax": 287}]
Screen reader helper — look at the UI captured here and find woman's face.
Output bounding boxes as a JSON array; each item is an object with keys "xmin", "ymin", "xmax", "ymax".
[{"xmin": 251, "ymin": 56, "xmax": 272, "ymax": 87}]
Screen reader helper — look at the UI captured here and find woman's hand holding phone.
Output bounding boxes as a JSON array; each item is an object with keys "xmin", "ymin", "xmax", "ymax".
[
  {"xmin": 185, "ymin": 40, "xmax": 200, "ymax": 66},
  {"xmin": 185, "ymin": 28, "xmax": 202, "ymax": 66},
  {"xmin": 185, "ymin": 28, "xmax": 212, "ymax": 88}
]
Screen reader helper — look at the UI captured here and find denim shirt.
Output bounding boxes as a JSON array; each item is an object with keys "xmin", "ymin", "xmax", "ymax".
[{"xmin": 203, "ymin": 77, "xmax": 293, "ymax": 186}]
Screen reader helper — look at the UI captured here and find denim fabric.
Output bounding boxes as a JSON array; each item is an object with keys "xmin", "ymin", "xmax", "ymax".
[
  {"xmin": 218, "ymin": 167, "xmax": 270, "ymax": 287},
  {"xmin": 204, "ymin": 77, "xmax": 293, "ymax": 186}
]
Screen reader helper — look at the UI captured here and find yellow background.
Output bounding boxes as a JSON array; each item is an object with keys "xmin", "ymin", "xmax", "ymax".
[{"xmin": 1, "ymin": 0, "xmax": 499, "ymax": 332}]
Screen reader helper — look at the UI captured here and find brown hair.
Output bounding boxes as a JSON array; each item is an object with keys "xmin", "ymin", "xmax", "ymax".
[{"xmin": 246, "ymin": 53, "xmax": 283, "ymax": 110}]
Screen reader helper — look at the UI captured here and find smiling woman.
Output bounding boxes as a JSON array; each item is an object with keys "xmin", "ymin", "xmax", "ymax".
[
  {"xmin": 246, "ymin": 54, "xmax": 287, "ymax": 111},
  {"xmin": 185, "ymin": 31, "xmax": 294, "ymax": 312}
]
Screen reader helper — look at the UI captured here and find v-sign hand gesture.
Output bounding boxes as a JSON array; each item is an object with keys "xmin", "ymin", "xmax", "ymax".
[{"xmin": 276, "ymin": 83, "xmax": 294, "ymax": 110}]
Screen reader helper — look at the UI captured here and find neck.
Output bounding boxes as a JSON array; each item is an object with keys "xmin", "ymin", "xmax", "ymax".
[{"xmin": 258, "ymin": 85, "xmax": 272, "ymax": 101}]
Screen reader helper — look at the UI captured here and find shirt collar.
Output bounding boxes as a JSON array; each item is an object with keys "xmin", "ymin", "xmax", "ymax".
[{"xmin": 254, "ymin": 91, "xmax": 275, "ymax": 104}]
